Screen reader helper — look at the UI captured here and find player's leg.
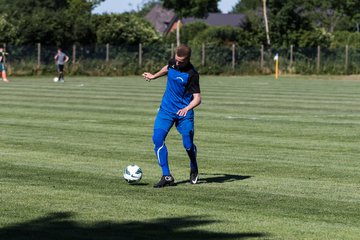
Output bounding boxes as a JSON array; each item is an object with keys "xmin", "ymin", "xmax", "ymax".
[
  {"xmin": 152, "ymin": 109, "xmax": 176, "ymax": 187},
  {"xmin": 177, "ymin": 115, "xmax": 199, "ymax": 184},
  {"xmin": 58, "ymin": 65, "xmax": 64, "ymax": 82},
  {"xmin": 1, "ymin": 65, "xmax": 9, "ymax": 82},
  {"xmin": 57, "ymin": 64, "xmax": 61, "ymax": 80},
  {"xmin": 152, "ymin": 128, "xmax": 170, "ymax": 175}
]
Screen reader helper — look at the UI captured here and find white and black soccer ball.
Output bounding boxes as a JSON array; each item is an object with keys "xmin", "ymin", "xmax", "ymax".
[
  {"xmin": 123, "ymin": 164, "xmax": 142, "ymax": 184},
  {"xmin": 53, "ymin": 77, "xmax": 59, "ymax": 82}
]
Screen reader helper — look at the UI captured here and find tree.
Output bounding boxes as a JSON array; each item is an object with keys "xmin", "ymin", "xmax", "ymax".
[
  {"xmin": 164, "ymin": 21, "xmax": 209, "ymax": 44},
  {"xmin": 232, "ymin": 0, "xmax": 261, "ymax": 12},
  {"xmin": 298, "ymin": 29, "xmax": 332, "ymax": 47},
  {"xmin": 94, "ymin": 13, "xmax": 159, "ymax": 45},
  {"xmin": 230, "ymin": 0, "xmax": 360, "ymax": 47},
  {"xmin": 65, "ymin": 0, "xmax": 95, "ymax": 44},
  {"xmin": 86, "ymin": 0, "xmax": 104, "ymax": 6},
  {"xmin": 231, "ymin": 0, "xmax": 267, "ymax": 46},
  {"xmin": 0, "ymin": 0, "xmax": 99, "ymax": 45},
  {"xmin": 307, "ymin": 0, "xmax": 345, "ymax": 33},
  {"xmin": 161, "ymin": 0, "xmax": 220, "ymax": 46},
  {"xmin": 162, "ymin": 0, "xmax": 220, "ymax": 18},
  {"xmin": 191, "ymin": 25, "xmax": 255, "ymax": 46},
  {"xmin": 266, "ymin": 0, "xmax": 313, "ymax": 47},
  {"xmin": 308, "ymin": 0, "xmax": 360, "ymax": 32},
  {"xmin": 0, "ymin": 14, "xmax": 16, "ymax": 44}
]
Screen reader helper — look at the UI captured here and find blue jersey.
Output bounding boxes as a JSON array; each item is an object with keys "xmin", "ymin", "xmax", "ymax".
[{"xmin": 160, "ymin": 59, "xmax": 200, "ymax": 114}]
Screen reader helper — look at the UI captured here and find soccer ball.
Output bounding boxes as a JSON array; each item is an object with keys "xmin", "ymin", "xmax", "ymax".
[
  {"xmin": 123, "ymin": 164, "xmax": 142, "ymax": 184},
  {"xmin": 53, "ymin": 77, "xmax": 59, "ymax": 82}
]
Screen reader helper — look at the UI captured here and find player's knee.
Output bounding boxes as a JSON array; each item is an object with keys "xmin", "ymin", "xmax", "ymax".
[{"xmin": 152, "ymin": 129, "xmax": 167, "ymax": 148}]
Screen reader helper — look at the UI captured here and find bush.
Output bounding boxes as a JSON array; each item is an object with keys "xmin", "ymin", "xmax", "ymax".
[{"xmin": 331, "ymin": 31, "xmax": 360, "ymax": 49}]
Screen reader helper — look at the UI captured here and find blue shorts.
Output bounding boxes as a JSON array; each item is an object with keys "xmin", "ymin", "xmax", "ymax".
[
  {"xmin": 154, "ymin": 107, "xmax": 194, "ymax": 135},
  {"xmin": 0, "ymin": 64, "xmax": 6, "ymax": 72}
]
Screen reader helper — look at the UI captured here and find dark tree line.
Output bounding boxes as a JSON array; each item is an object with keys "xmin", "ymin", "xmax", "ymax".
[
  {"xmin": 232, "ymin": 0, "xmax": 360, "ymax": 47},
  {"xmin": 0, "ymin": 0, "xmax": 359, "ymax": 49}
]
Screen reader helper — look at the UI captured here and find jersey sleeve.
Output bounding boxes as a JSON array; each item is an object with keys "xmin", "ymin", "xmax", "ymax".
[
  {"xmin": 188, "ymin": 72, "xmax": 200, "ymax": 94},
  {"xmin": 168, "ymin": 58, "xmax": 176, "ymax": 69}
]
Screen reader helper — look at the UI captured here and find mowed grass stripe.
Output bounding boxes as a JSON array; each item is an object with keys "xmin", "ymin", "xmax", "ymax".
[{"xmin": 1, "ymin": 76, "xmax": 360, "ymax": 239}]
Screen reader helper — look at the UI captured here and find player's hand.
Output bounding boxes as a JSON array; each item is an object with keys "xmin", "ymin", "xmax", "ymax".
[
  {"xmin": 177, "ymin": 108, "xmax": 189, "ymax": 117},
  {"xmin": 142, "ymin": 72, "xmax": 154, "ymax": 82}
]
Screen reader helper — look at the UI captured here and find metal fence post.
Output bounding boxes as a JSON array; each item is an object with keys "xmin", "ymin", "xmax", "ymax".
[
  {"xmin": 139, "ymin": 43, "xmax": 142, "ymax": 67},
  {"xmin": 290, "ymin": 45, "xmax": 293, "ymax": 68},
  {"xmin": 3, "ymin": 43, "xmax": 6, "ymax": 64},
  {"xmin": 106, "ymin": 43, "xmax": 109, "ymax": 62},
  {"xmin": 202, "ymin": 43, "xmax": 205, "ymax": 66},
  {"xmin": 345, "ymin": 45, "xmax": 349, "ymax": 73},
  {"xmin": 317, "ymin": 45, "xmax": 321, "ymax": 73},
  {"xmin": 72, "ymin": 44, "xmax": 76, "ymax": 63},
  {"xmin": 260, "ymin": 45, "xmax": 264, "ymax": 70},
  {"xmin": 171, "ymin": 43, "xmax": 174, "ymax": 58},
  {"xmin": 232, "ymin": 44, "xmax": 235, "ymax": 71},
  {"xmin": 37, "ymin": 43, "xmax": 41, "ymax": 68}
]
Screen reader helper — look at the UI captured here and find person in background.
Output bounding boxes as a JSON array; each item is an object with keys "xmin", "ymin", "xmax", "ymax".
[
  {"xmin": 54, "ymin": 47, "xmax": 69, "ymax": 83},
  {"xmin": 0, "ymin": 46, "xmax": 10, "ymax": 83}
]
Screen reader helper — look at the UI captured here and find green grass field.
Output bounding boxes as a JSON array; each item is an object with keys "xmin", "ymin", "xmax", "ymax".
[{"xmin": 1, "ymin": 75, "xmax": 360, "ymax": 239}]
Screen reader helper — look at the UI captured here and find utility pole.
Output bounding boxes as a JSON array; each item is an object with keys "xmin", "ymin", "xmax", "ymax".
[
  {"xmin": 263, "ymin": 0, "xmax": 270, "ymax": 46},
  {"xmin": 176, "ymin": 19, "xmax": 181, "ymax": 46}
]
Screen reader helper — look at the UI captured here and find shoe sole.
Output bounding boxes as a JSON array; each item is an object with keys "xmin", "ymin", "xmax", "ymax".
[{"xmin": 153, "ymin": 182, "xmax": 176, "ymax": 188}]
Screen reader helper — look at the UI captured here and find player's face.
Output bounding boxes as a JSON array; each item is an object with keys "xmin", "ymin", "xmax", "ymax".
[{"xmin": 175, "ymin": 55, "xmax": 189, "ymax": 67}]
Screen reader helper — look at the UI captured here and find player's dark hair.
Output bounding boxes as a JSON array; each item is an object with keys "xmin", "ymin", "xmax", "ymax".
[{"xmin": 176, "ymin": 44, "xmax": 191, "ymax": 58}]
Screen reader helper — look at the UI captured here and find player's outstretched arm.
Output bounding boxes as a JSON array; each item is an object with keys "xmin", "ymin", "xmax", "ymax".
[{"xmin": 142, "ymin": 65, "xmax": 168, "ymax": 82}]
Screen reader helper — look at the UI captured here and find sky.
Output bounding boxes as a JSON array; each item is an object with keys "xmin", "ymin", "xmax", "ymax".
[{"xmin": 92, "ymin": 0, "xmax": 239, "ymax": 14}]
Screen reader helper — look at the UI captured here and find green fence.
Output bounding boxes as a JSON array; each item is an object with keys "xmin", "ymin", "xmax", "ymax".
[{"xmin": 3, "ymin": 43, "xmax": 360, "ymax": 76}]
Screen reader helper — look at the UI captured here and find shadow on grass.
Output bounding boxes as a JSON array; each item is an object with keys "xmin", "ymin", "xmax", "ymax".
[
  {"xmin": 176, "ymin": 173, "xmax": 251, "ymax": 185},
  {"xmin": 0, "ymin": 212, "xmax": 266, "ymax": 240}
]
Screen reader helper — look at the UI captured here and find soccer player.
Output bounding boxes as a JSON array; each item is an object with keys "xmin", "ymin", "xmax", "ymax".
[
  {"xmin": 0, "ymin": 46, "xmax": 10, "ymax": 83},
  {"xmin": 142, "ymin": 44, "xmax": 202, "ymax": 188},
  {"xmin": 54, "ymin": 48, "xmax": 69, "ymax": 83}
]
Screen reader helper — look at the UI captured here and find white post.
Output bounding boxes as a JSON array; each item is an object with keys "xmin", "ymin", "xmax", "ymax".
[
  {"xmin": 232, "ymin": 44, "xmax": 235, "ymax": 71},
  {"xmin": 345, "ymin": 45, "xmax": 348, "ymax": 72},
  {"xmin": 72, "ymin": 44, "xmax": 76, "ymax": 63},
  {"xmin": 202, "ymin": 43, "xmax": 205, "ymax": 66},
  {"xmin": 263, "ymin": 0, "xmax": 270, "ymax": 45},
  {"xmin": 176, "ymin": 19, "xmax": 181, "ymax": 47},
  {"xmin": 317, "ymin": 45, "xmax": 320, "ymax": 73},
  {"xmin": 260, "ymin": 45, "xmax": 264, "ymax": 69},
  {"xmin": 3, "ymin": 43, "xmax": 6, "ymax": 64},
  {"xmin": 290, "ymin": 45, "xmax": 293, "ymax": 68},
  {"xmin": 37, "ymin": 43, "xmax": 41, "ymax": 67},
  {"xmin": 139, "ymin": 43, "xmax": 142, "ymax": 67},
  {"xmin": 106, "ymin": 43, "xmax": 109, "ymax": 62}
]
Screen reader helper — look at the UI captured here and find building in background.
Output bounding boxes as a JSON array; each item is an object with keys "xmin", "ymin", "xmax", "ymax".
[{"xmin": 145, "ymin": 4, "xmax": 247, "ymax": 36}]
